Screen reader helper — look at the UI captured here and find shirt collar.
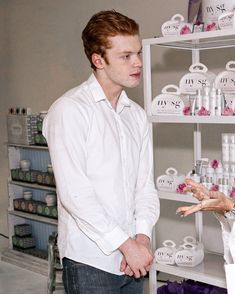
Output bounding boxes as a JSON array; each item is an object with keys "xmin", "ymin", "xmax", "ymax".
[{"xmin": 87, "ymin": 73, "xmax": 131, "ymax": 108}]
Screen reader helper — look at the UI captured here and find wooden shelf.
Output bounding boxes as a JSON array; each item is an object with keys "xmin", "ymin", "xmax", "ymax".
[
  {"xmin": 152, "ymin": 252, "xmax": 226, "ymax": 288},
  {"xmin": 9, "ymin": 180, "xmax": 56, "ymax": 192},
  {"xmin": 8, "ymin": 210, "xmax": 58, "ymax": 225}
]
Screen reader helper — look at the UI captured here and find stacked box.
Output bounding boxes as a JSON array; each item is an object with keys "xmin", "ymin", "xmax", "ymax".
[
  {"xmin": 13, "ymin": 198, "xmax": 39, "ymax": 214},
  {"xmin": 11, "ymin": 168, "xmax": 38, "ymax": 183},
  {"xmin": 37, "ymin": 172, "xmax": 56, "ymax": 186},
  {"xmin": 14, "ymin": 224, "xmax": 32, "ymax": 237},
  {"xmin": 12, "ymin": 235, "xmax": 36, "ymax": 249},
  {"xmin": 37, "ymin": 202, "xmax": 58, "ymax": 219},
  {"xmin": 7, "ymin": 114, "xmax": 38, "ymax": 145}
]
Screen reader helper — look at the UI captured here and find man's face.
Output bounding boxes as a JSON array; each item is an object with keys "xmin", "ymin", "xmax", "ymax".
[{"xmin": 102, "ymin": 34, "xmax": 142, "ymax": 90}]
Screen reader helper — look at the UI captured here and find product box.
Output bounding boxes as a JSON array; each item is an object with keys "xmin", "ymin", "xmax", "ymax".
[{"xmin": 7, "ymin": 114, "xmax": 38, "ymax": 145}]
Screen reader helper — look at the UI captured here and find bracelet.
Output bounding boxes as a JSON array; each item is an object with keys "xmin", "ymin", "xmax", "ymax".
[{"xmin": 224, "ymin": 202, "xmax": 235, "ymax": 219}]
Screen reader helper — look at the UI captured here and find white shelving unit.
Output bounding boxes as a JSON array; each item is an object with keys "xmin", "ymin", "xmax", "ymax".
[
  {"xmin": 1, "ymin": 144, "xmax": 57, "ymax": 275},
  {"xmin": 142, "ymin": 29, "xmax": 235, "ymax": 294}
]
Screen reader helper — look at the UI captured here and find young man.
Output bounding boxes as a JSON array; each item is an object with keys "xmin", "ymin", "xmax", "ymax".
[{"xmin": 43, "ymin": 10, "xmax": 159, "ymax": 294}]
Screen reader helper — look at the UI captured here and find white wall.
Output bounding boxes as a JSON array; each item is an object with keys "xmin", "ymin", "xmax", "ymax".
[{"xmin": 1, "ymin": 0, "xmax": 231, "ymax": 253}]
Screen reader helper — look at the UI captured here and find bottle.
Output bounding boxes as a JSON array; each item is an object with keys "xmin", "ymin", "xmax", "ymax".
[
  {"xmin": 206, "ymin": 166, "xmax": 215, "ymax": 183},
  {"xmin": 215, "ymin": 161, "xmax": 223, "ymax": 185},
  {"xmin": 230, "ymin": 134, "xmax": 235, "ymax": 163},
  {"xmin": 190, "ymin": 169, "xmax": 201, "ymax": 183},
  {"xmin": 222, "ymin": 133, "xmax": 230, "ymax": 163},
  {"xmin": 230, "ymin": 164, "xmax": 235, "ymax": 187},
  {"xmin": 223, "ymin": 163, "xmax": 230, "ymax": 180},
  {"xmin": 195, "ymin": 89, "xmax": 202, "ymax": 115},
  {"xmin": 202, "ymin": 86, "xmax": 210, "ymax": 111},
  {"xmin": 206, "ymin": 176, "xmax": 213, "ymax": 190},
  {"xmin": 215, "ymin": 89, "xmax": 222, "ymax": 116},
  {"xmin": 222, "ymin": 178, "xmax": 229, "ymax": 196},
  {"xmin": 210, "ymin": 84, "xmax": 216, "ymax": 116}
]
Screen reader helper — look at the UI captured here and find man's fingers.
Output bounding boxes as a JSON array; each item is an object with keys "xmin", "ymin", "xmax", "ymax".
[{"xmin": 120, "ymin": 257, "xmax": 127, "ymax": 272}]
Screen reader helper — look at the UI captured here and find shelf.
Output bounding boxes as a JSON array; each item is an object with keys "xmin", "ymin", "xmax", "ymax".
[
  {"xmin": 9, "ymin": 180, "xmax": 56, "ymax": 192},
  {"xmin": 152, "ymin": 252, "xmax": 226, "ymax": 288},
  {"xmin": 142, "ymin": 29, "xmax": 235, "ymax": 50},
  {"xmin": 158, "ymin": 191, "xmax": 199, "ymax": 204},
  {"xmin": 149, "ymin": 115, "xmax": 235, "ymax": 124},
  {"xmin": 7, "ymin": 143, "xmax": 48, "ymax": 150},
  {"xmin": 8, "ymin": 210, "xmax": 58, "ymax": 225}
]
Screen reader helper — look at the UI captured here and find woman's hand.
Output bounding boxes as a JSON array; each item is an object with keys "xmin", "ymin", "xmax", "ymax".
[{"xmin": 176, "ymin": 179, "xmax": 234, "ymax": 217}]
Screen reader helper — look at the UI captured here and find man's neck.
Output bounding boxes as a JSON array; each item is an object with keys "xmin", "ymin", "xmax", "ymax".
[{"xmin": 94, "ymin": 71, "xmax": 122, "ymax": 110}]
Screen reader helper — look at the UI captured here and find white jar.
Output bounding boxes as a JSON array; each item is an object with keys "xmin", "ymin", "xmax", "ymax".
[
  {"xmin": 23, "ymin": 191, "xmax": 32, "ymax": 201},
  {"xmin": 45, "ymin": 193, "xmax": 57, "ymax": 207},
  {"xmin": 202, "ymin": 0, "xmax": 235, "ymax": 24},
  {"xmin": 20, "ymin": 159, "xmax": 31, "ymax": 171}
]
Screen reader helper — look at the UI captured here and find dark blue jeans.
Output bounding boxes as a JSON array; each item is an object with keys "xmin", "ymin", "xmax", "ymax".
[{"xmin": 62, "ymin": 257, "xmax": 144, "ymax": 294}]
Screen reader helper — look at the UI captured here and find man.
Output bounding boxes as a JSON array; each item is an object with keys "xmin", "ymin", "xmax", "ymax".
[{"xmin": 43, "ymin": 10, "xmax": 159, "ymax": 294}]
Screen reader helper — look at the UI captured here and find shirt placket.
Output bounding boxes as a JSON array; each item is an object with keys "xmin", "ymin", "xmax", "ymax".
[{"xmin": 114, "ymin": 111, "xmax": 133, "ymax": 228}]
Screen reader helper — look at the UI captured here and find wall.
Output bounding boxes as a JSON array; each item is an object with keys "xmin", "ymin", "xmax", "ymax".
[{"xmin": 1, "ymin": 0, "xmax": 231, "ymax": 253}]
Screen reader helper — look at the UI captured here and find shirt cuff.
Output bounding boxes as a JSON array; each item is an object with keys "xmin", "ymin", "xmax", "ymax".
[
  {"xmin": 96, "ymin": 226, "xmax": 129, "ymax": 256},
  {"xmin": 135, "ymin": 219, "xmax": 152, "ymax": 239}
]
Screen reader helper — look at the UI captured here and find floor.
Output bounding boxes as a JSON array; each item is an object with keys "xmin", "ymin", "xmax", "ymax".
[{"xmin": 0, "ymin": 236, "xmax": 151, "ymax": 294}]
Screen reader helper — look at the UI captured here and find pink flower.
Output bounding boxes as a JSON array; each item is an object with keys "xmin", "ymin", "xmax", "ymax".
[
  {"xmin": 176, "ymin": 183, "xmax": 187, "ymax": 194},
  {"xmin": 197, "ymin": 106, "xmax": 210, "ymax": 116},
  {"xmin": 183, "ymin": 106, "xmax": 191, "ymax": 116},
  {"xmin": 210, "ymin": 184, "xmax": 219, "ymax": 192},
  {"xmin": 180, "ymin": 25, "xmax": 192, "ymax": 35},
  {"xmin": 205, "ymin": 22, "xmax": 217, "ymax": 31},
  {"xmin": 222, "ymin": 106, "xmax": 234, "ymax": 116},
  {"xmin": 211, "ymin": 159, "xmax": 219, "ymax": 169},
  {"xmin": 230, "ymin": 187, "xmax": 235, "ymax": 199}
]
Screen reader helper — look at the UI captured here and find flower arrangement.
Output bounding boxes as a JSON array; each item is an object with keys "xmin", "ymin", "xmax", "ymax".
[
  {"xmin": 230, "ymin": 187, "xmax": 235, "ymax": 199},
  {"xmin": 197, "ymin": 106, "xmax": 210, "ymax": 116},
  {"xmin": 176, "ymin": 183, "xmax": 187, "ymax": 194},
  {"xmin": 222, "ymin": 106, "xmax": 234, "ymax": 116},
  {"xmin": 211, "ymin": 159, "xmax": 219, "ymax": 169},
  {"xmin": 183, "ymin": 106, "xmax": 191, "ymax": 116}
]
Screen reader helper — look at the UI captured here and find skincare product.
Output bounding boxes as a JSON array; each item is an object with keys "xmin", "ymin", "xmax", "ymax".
[
  {"xmin": 202, "ymin": 86, "xmax": 210, "ymax": 111},
  {"xmin": 230, "ymin": 164, "xmax": 235, "ymax": 187},
  {"xmin": 222, "ymin": 178, "xmax": 229, "ymax": 196},
  {"xmin": 215, "ymin": 161, "xmax": 224, "ymax": 185},
  {"xmin": 230, "ymin": 134, "xmax": 235, "ymax": 163},
  {"xmin": 206, "ymin": 177, "xmax": 213, "ymax": 190},
  {"xmin": 189, "ymin": 94, "xmax": 196, "ymax": 116},
  {"xmin": 222, "ymin": 133, "xmax": 230, "ymax": 163},
  {"xmin": 210, "ymin": 84, "xmax": 216, "ymax": 116},
  {"xmin": 195, "ymin": 89, "xmax": 202, "ymax": 115},
  {"xmin": 224, "ymin": 163, "xmax": 230, "ymax": 180},
  {"xmin": 190, "ymin": 169, "xmax": 201, "ymax": 183},
  {"xmin": 215, "ymin": 89, "xmax": 222, "ymax": 116},
  {"xmin": 206, "ymin": 166, "xmax": 215, "ymax": 183}
]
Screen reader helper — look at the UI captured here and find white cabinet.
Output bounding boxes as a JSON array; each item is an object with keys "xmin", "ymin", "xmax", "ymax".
[
  {"xmin": 142, "ymin": 29, "xmax": 235, "ymax": 293},
  {"xmin": 2, "ymin": 143, "xmax": 57, "ymax": 275}
]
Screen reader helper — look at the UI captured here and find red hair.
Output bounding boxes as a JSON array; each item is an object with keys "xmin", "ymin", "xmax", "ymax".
[{"xmin": 82, "ymin": 10, "xmax": 139, "ymax": 70}]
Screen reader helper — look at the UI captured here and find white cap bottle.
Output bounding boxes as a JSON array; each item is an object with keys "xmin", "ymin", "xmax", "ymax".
[
  {"xmin": 203, "ymin": 86, "xmax": 210, "ymax": 111},
  {"xmin": 210, "ymin": 84, "xmax": 216, "ymax": 116},
  {"xmin": 215, "ymin": 89, "xmax": 222, "ymax": 116}
]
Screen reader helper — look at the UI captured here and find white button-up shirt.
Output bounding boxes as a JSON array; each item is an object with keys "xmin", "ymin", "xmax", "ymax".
[{"xmin": 43, "ymin": 74, "xmax": 159, "ymax": 275}]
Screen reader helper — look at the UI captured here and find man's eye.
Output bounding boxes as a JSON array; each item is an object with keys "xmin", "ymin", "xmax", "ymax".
[{"xmin": 122, "ymin": 55, "xmax": 130, "ymax": 60}]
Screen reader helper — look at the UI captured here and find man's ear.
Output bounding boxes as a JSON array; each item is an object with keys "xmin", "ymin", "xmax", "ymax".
[{"xmin": 91, "ymin": 53, "xmax": 104, "ymax": 70}]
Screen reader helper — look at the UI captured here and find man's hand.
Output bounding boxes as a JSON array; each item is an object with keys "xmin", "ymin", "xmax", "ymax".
[{"xmin": 119, "ymin": 237, "xmax": 153, "ymax": 278}]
